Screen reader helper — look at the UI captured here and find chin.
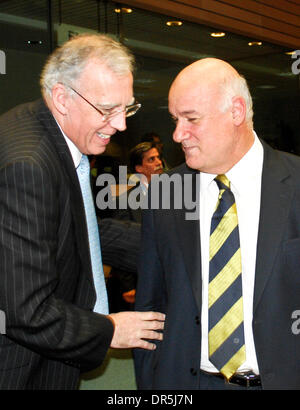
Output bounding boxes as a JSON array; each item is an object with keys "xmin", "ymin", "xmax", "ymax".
[
  {"xmin": 186, "ymin": 157, "xmax": 202, "ymax": 171},
  {"xmin": 95, "ymin": 143, "xmax": 109, "ymax": 154}
]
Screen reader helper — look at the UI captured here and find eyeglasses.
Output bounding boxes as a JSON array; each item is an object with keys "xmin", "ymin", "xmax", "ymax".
[{"xmin": 64, "ymin": 84, "xmax": 141, "ymax": 122}]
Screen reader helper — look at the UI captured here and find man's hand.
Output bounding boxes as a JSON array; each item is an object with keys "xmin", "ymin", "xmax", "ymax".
[{"xmin": 108, "ymin": 311, "xmax": 165, "ymax": 350}]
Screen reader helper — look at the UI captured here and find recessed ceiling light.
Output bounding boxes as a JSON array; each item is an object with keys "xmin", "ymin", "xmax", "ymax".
[
  {"xmin": 285, "ymin": 50, "xmax": 296, "ymax": 55},
  {"xmin": 210, "ymin": 32, "xmax": 226, "ymax": 38},
  {"xmin": 114, "ymin": 8, "xmax": 133, "ymax": 14},
  {"xmin": 257, "ymin": 85, "xmax": 276, "ymax": 89},
  {"xmin": 26, "ymin": 40, "xmax": 43, "ymax": 45},
  {"xmin": 248, "ymin": 41, "xmax": 262, "ymax": 46},
  {"xmin": 166, "ymin": 21, "xmax": 183, "ymax": 27}
]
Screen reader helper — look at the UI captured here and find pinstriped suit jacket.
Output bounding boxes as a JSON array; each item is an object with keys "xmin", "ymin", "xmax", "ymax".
[{"xmin": 0, "ymin": 99, "xmax": 114, "ymax": 389}]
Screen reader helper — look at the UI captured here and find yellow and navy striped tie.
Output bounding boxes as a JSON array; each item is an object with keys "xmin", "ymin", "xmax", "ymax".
[{"xmin": 208, "ymin": 174, "xmax": 246, "ymax": 381}]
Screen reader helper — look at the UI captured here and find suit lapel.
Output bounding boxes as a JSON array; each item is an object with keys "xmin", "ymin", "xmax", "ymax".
[
  {"xmin": 173, "ymin": 165, "xmax": 202, "ymax": 313},
  {"xmin": 35, "ymin": 100, "xmax": 94, "ymax": 287},
  {"xmin": 253, "ymin": 142, "xmax": 293, "ymax": 312}
]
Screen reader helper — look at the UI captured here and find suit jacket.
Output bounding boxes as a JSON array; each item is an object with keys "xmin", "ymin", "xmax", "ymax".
[
  {"xmin": 134, "ymin": 141, "xmax": 300, "ymax": 390},
  {"xmin": 112, "ymin": 183, "xmax": 145, "ymax": 223},
  {"xmin": 99, "ymin": 218, "xmax": 140, "ymax": 273},
  {"xmin": 0, "ymin": 99, "xmax": 114, "ymax": 390},
  {"xmin": 104, "ymin": 185, "xmax": 144, "ymax": 299}
]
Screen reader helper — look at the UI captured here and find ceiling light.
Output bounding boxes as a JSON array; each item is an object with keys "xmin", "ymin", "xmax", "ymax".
[
  {"xmin": 257, "ymin": 85, "xmax": 276, "ymax": 89},
  {"xmin": 248, "ymin": 41, "xmax": 262, "ymax": 46},
  {"xmin": 166, "ymin": 21, "xmax": 183, "ymax": 27},
  {"xmin": 26, "ymin": 40, "xmax": 43, "ymax": 45},
  {"xmin": 285, "ymin": 50, "xmax": 296, "ymax": 55},
  {"xmin": 114, "ymin": 8, "xmax": 133, "ymax": 14},
  {"xmin": 277, "ymin": 72, "xmax": 296, "ymax": 77},
  {"xmin": 210, "ymin": 32, "xmax": 225, "ymax": 38}
]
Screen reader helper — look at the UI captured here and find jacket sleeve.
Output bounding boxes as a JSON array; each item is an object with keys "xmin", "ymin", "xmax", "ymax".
[
  {"xmin": 0, "ymin": 158, "xmax": 114, "ymax": 372},
  {"xmin": 99, "ymin": 218, "xmax": 140, "ymax": 272}
]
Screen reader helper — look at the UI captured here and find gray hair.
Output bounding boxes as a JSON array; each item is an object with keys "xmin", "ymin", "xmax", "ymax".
[
  {"xmin": 40, "ymin": 33, "xmax": 135, "ymax": 97},
  {"xmin": 219, "ymin": 73, "xmax": 254, "ymax": 127}
]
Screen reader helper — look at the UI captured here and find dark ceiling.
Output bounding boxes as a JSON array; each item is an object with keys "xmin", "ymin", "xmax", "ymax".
[{"xmin": 0, "ymin": 0, "xmax": 299, "ymax": 111}]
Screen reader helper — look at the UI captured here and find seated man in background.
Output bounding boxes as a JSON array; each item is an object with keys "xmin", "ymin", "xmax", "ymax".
[{"xmin": 108, "ymin": 141, "xmax": 164, "ymax": 310}]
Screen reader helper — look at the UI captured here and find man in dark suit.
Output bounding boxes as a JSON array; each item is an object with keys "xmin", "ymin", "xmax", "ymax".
[
  {"xmin": 141, "ymin": 132, "xmax": 170, "ymax": 171},
  {"xmin": 134, "ymin": 57, "xmax": 300, "ymax": 390},
  {"xmin": 0, "ymin": 33, "xmax": 164, "ymax": 390},
  {"xmin": 115, "ymin": 141, "xmax": 164, "ymax": 223}
]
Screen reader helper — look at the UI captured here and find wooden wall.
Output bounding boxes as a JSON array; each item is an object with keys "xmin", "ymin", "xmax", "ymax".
[{"xmin": 118, "ymin": 0, "xmax": 300, "ymax": 49}]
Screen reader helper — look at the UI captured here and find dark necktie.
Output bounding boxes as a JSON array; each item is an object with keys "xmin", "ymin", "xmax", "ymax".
[{"xmin": 208, "ymin": 174, "xmax": 245, "ymax": 380}]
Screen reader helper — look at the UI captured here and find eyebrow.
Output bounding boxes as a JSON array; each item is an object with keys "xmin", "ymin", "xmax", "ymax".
[
  {"xmin": 96, "ymin": 97, "xmax": 135, "ymax": 111},
  {"xmin": 148, "ymin": 153, "xmax": 160, "ymax": 160},
  {"xmin": 170, "ymin": 110, "xmax": 200, "ymax": 119},
  {"xmin": 96, "ymin": 103, "xmax": 120, "ymax": 110},
  {"xmin": 180, "ymin": 110, "xmax": 199, "ymax": 116}
]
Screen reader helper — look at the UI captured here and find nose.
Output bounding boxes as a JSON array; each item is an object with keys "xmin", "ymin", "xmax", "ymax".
[
  {"xmin": 109, "ymin": 111, "xmax": 127, "ymax": 132},
  {"xmin": 173, "ymin": 119, "xmax": 189, "ymax": 144},
  {"xmin": 156, "ymin": 157, "xmax": 162, "ymax": 167}
]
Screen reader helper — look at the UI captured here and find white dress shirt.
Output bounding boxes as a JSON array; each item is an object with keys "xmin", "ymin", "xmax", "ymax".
[
  {"xmin": 55, "ymin": 119, "xmax": 82, "ymax": 168},
  {"xmin": 199, "ymin": 132, "xmax": 263, "ymax": 375}
]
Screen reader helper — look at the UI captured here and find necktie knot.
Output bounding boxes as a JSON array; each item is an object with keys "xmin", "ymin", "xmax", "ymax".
[
  {"xmin": 215, "ymin": 174, "xmax": 230, "ymax": 190},
  {"xmin": 215, "ymin": 175, "xmax": 231, "ymax": 201},
  {"xmin": 77, "ymin": 154, "xmax": 90, "ymax": 176}
]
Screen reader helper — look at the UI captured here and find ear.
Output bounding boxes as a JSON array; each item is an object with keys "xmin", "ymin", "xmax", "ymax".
[
  {"xmin": 231, "ymin": 96, "xmax": 246, "ymax": 126},
  {"xmin": 135, "ymin": 165, "xmax": 143, "ymax": 174},
  {"xmin": 51, "ymin": 83, "xmax": 70, "ymax": 115}
]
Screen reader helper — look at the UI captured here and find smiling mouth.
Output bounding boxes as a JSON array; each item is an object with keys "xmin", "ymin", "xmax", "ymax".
[
  {"xmin": 183, "ymin": 145, "xmax": 197, "ymax": 151},
  {"xmin": 97, "ymin": 132, "xmax": 111, "ymax": 139}
]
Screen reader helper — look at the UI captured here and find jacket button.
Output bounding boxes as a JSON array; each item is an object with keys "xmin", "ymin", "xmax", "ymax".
[
  {"xmin": 190, "ymin": 368, "xmax": 197, "ymax": 376},
  {"xmin": 195, "ymin": 316, "xmax": 200, "ymax": 325}
]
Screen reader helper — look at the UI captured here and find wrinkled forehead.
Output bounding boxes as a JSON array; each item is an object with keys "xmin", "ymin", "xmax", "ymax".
[
  {"xmin": 168, "ymin": 77, "xmax": 221, "ymax": 115},
  {"xmin": 78, "ymin": 61, "xmax": 134, "ymax": 106}
]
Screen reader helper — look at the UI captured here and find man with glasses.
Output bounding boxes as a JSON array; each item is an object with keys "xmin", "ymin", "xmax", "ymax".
[
  {"xmin": 0, "ymin": 33, "xmax": 164, "ymax": 390},
  {"xmin": 65, "ymin": 85, "xmax": 141, "ymax": 123}
]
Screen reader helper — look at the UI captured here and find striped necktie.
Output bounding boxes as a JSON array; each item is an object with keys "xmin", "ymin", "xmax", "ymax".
[
  {"xmin": 76, "ymin": 154, "xmax": 108, "ymax": 314},
  {"xmin": 208, "ymin": 174, "xmax": 245, "ymax": 380}
]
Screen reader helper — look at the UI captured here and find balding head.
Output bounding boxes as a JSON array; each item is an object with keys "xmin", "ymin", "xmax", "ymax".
[
  {"xmin": 168, "ymin": 58, "xmax": 255, "ymax": 174},
  {"xmin": 173, "ymin": 58, "xmax": 238, "ymax": 84},
  {"xmin": 170, "ymin": 58, "xmax": 253, "ymax": 126}
]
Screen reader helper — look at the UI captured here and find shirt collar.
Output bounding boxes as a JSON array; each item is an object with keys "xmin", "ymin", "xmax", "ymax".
[
  {"xmin": 54, "ymin": 119, "xmax": 82, "ymax": 168},
  {"xmin": 200, "ymin": 131, "xmax": 263, "ymax": 191},
  {"xmin": 226, "ymin": 131, "xmax": 263, "ymax": 192}
]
